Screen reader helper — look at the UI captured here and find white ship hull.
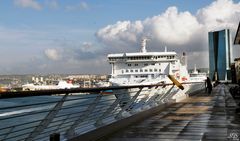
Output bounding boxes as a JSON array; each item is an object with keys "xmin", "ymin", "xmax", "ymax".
[{"xmin": 112, "ymin": 81, "xmax": 204, "ymax": 110}]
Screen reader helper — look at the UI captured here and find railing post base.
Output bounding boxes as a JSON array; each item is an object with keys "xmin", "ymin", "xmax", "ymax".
[{"xmin": 50, "ymin": 133, "xmax": 60, "ymax": 141}]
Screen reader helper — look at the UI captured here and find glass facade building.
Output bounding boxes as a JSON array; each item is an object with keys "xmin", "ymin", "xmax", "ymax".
[{"xmin": 208, "ymin": 29, "xmax": 232, "ymax": 81}]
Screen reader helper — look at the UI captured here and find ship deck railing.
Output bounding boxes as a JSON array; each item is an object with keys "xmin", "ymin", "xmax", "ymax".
[{"xmin": 0, "ymin": 82, "xmax": 205, "ymax": 141}]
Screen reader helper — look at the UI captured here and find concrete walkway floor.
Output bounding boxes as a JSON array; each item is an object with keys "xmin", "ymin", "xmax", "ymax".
[{"xmin": 106, "ymin": 84, "xmax": 240, "ymax": 141}]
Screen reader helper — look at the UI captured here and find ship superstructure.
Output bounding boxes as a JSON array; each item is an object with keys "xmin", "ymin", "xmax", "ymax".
[{"xmin": 108, "ymin": 39, "xmax": 189, "ymax": 86}]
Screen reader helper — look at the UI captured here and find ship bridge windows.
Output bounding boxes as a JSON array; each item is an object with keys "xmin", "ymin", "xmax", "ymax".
[
  {"xmin": 167, "ymin": 55, "xmax": 175, "ymax": 59},
  {"xmin": 126, "ymin": 56, "xmax": 153, "ymax": 60},
  {"xmin": 109, "ymin": 57, "xmax": 126, "ymax": 61},
  {"xmin": 108, "ymin": 57, "xmax": 113, "ymax": 61},
  {"xmin": 155, "ymin": 55, "xmax": 174, "ymax": 59}
]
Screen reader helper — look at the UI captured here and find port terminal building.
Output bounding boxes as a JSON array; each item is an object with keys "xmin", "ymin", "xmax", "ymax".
[
  {"xmin": 234, "ymin": 21, "xmax": 240, "ymax": 44},
  {"xmin": 233, "ymin": 22, "xmax": 240, "ymax": 84}
]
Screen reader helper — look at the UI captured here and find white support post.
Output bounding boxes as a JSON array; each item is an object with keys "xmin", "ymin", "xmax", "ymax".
[
  {"xmin": 94, "ymin": 94, "xmax": 125, "ymax": 127},
  {"xmin": 65, "ymin": 94, "xmax": 102, "ymax": 139},
  {"xmin": 115, "ymin": 88, "xmax": 143, "ymax": 119},
  {"xmin": 156, "ymin": 85, "xmax": 175, "ymax": 104},
  {"xmin": 25, "ymin": 93, "xmax": 69, "ymax": 141}
]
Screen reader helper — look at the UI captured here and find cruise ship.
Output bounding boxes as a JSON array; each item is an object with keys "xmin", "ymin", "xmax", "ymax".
[{"xmin": 107, "ymin": 38, "xmax": 205, "ymax": 103}]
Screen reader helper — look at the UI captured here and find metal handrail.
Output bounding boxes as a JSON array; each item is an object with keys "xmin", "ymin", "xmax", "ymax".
[
  {"xmin": 0, "ymin": 82, "xmax": 205, "ymax": 141},
  {"xmin": 0, "ymin": 83, "xmax": 185, "ymax": 99}
]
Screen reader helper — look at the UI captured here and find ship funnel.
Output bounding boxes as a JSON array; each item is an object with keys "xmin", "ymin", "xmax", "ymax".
[{"xmin": 140, "ymin": 38, "xmax": 149, "ymax": 53}]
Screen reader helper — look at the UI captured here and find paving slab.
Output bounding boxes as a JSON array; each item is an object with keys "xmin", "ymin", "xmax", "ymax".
[{"xmin": 105, "ymin": 84, "xmax": 240, "ymax": 141}]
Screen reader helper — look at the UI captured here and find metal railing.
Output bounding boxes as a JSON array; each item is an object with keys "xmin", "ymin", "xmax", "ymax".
[{"xmin": 0, "ymin": 82, "xmax": 205, "ymax": 141}]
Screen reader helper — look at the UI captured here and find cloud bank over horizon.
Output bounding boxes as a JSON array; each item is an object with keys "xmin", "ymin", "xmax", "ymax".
[{"xmin": 1, "ymin": 0, "xmax": 240, "ymax": 75}]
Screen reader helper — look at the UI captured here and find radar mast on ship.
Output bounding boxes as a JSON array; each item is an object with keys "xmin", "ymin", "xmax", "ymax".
[{"xmin": 140, "ymin": 38, "xmax": 149, "ymax": 53}]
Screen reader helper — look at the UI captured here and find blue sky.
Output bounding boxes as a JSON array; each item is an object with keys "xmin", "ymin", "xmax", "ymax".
[
  {"xmin": 0, "ymin": 0, "xmax": 240, "ymax": 75},
  {"xmin": 1, "ymin": 1, "xmax": 211, "ymax": 27}
]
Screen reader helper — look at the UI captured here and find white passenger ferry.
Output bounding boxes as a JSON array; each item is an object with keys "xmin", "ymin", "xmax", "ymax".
[{"xmin": 107, "ymin": 38, "xmax": 205, "ymax": 103}]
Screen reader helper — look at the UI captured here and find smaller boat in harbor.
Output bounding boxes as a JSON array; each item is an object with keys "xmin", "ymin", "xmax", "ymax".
[
  {"xmin": 189, "ymin": 65, "xmax": 207, "ymax": 82},
  {"xmin": 95, "ymin": 81, "xmax": 110, "ymax": 87}
]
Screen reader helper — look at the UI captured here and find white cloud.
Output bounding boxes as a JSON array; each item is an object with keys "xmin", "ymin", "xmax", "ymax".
[
  {"xmin": 82, "ymin": 42, "xmax": 94, "ymax": 52},
  {"xmin": 96, "ymin": 20, "xmax": 144, "ymax": 49},
  {"xmin": 45, "ymin": 0, "xmax": 59, "ymax": 9},
  {"xmin": 65, "ymin": 1, "xmax": 89, "ymax": 11},
  {"xmin": 187, "ymin": 51, "xmax": 209, "ymax": 69},
  {"xmin": 80, "ymin": 2, "xmax": 88, "ymax": 10},
  {"xmin": 44, "ymin": 49, "xmax": 60, "ymax": 61},
  {"xmin": 0, "ymin": 25, "xmax": 108, "ymax": 74},
  {"xmin": 197, "ymin": 0, "xmax": 240, "ymax": 31},
  {"xmin": 144, "ymin": 7, "xmax": 202, "ymax": 45},
  {"xmin": 96, "ymin": 6, "xmax": 202, "ymax": 50},
  {"xmin": 14, "ymin": 0, "xmax": 42, "ymax": 10},
  {"xmin": 96, "ymin": 0, "xmax": 240, "ymax": 68}
]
